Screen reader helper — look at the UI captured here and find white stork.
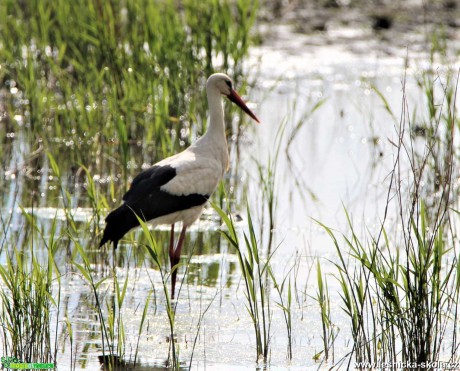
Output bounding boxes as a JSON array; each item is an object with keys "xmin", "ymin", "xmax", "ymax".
[{"xmin": 99, "ymin": 73, "xmax": 260, "ymax": 298}]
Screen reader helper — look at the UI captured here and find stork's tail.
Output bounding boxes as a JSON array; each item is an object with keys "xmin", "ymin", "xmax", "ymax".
[
  {"xmin": 99, "ymin": 205, "xmax": 140, "ymax": 249},
  {"xmin": 99, "ymin": 227, "xmax": 119, "ymax": 249}
]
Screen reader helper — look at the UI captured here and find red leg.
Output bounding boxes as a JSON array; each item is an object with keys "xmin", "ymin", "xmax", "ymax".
[
  {"xmin": 169, "ymin": 223, "xmax": 175, "ymax": 261},
  {"xmin": 168, "ymin": 223, "xmax": 175, "ymax": 297},
  {"xmin": 170, "ymin": 225, "xmax": 187, "ymax": 300}
]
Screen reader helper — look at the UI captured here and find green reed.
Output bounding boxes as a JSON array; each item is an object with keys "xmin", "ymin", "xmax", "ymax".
[
  {"xmin": 0, "ymin": 0, "xmax": 260, "ymax": 229},
  {"xmin": 268, "ymin": 265, "xmax": 293, "ymax": 360},
  {"xmin": 313, "ymin": 259, "xmax": 338, "ymax": 363},
  {"xmin": 0, "ymin": 1, "xmax": 264, "ymax": 368},
  {"xmin": 139, "ymin": 217, "xmax": 180, "ymax": 369},
  {"xmin": 0, "ymin": 0, "xmax": 258, "ymax": 148},
  {"xmin": 72, "ymin": 242, "xmax": 112, "ymax": 367},
  {"xmin": 214, "ymin": 203, "xmax": 273, "ymax": 363},
  {"xmin": 0, "ymin": 209, "xmax": 60, "ymax": 364},
  {"xmin": 71, "ymin": 220, "xmax": 158, "ymax": 371},
  {"xmin": 320, "ymin": 67, "xmax": 460, "ymax": 367}
]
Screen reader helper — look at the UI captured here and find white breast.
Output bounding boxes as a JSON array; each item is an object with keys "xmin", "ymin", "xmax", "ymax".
[
  {"xmin": 159, "ymin": 144, "xmax": 226, "ymax": 197},
  {"xmin": 150, "ymin": 205, "xmax": 205, "ymax": 227}
]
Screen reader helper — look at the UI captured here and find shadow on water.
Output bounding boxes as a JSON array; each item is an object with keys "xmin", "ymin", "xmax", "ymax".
[{"xmin": 98, "ymin": 354, "xmax": 189, "ymax": 371}]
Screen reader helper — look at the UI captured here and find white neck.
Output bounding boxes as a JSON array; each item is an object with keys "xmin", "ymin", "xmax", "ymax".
[
  {"xmin": 204, "ymin": 88, "xmax": 226, "ymax": 143},
  {"xmin": 190, "ymin": 87, "xmax": 228, "ymax": 172}
]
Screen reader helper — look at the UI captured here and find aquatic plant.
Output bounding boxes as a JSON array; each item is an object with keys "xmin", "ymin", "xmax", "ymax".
[
  {"xmin": 0, "ymin": 210, "xmax": 60, "ymax": 364},
  {"xmin": 214, "ymin": 203, "xmax": 274, "ymax": 363},
  {"xmin": 320, "ymin": 68, "xmax": 460, "ymax": 368},
  {"xmin": 268, "ymin": 266, "xmax": 293, "ymax": 360},
  {"xmin": 0, "ymin": 0, "xmax": 260, "ymax": 365},
  {"xmin": 0, "ymin": 0, "xmax": 259, "ymax": 212},
  {"xmin": 140, "ymin": 217, "xmax": 180, "ymax": 369},
  {"xmin": 313, "ymin": 259, "xmax": 338, "ymax": 363}
]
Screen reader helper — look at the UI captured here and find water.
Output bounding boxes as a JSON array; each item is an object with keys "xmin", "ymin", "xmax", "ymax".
[
  {"xmin": 1, "ymin": 13, "xmax": 460, "ymax": 371},
  {"xmin": 249, "ymin": 20, "xmax": 460, "ymax": 242}
]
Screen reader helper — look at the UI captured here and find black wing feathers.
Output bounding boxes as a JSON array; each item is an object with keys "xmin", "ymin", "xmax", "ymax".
[
  {"xmin": 122, "ymin": 165, "xmax": 176, "ymax": 202},
  {"xmin": 99, "ymin": 165, "xmax": 209, "ymax": 249}
]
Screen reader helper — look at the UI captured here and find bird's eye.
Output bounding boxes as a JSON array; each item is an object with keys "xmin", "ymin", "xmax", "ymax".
[{"xmin": 225, "ymin": 80, "xmax": 232, "ymax": 90}]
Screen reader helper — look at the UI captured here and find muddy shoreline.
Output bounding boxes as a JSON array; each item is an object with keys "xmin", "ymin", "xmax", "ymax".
[{"xmin": 257, "ymin": 1, "xmax": 460, "ymax": 61}]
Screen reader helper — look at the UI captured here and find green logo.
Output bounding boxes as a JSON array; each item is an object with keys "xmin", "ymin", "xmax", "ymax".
[{"xmin": 1, "ymin": 357, "xmax": 54, "ymax": 369}]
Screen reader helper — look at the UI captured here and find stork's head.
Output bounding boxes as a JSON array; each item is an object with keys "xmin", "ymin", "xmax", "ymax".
[{"xmin": 207, "ymin": 73, "xmax": 260, "ymax": 123}]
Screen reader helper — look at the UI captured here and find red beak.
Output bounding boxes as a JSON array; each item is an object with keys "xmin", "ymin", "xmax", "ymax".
[{"xmin": 227, "ymin": 89, "xmax": 260, "ymax": 123}]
